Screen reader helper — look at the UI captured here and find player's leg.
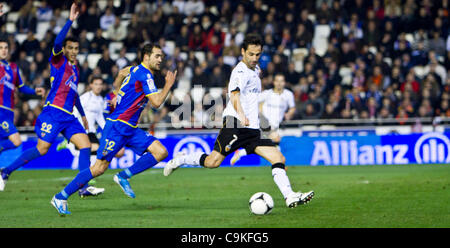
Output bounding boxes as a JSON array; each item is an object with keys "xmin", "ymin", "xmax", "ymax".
[
  {"xmin": 0, "ymin": 138, "xmax": 51, "ymax": 191},
  {"xmin": 0, "ymin": 132, "xmax": 21, "ymax": 153},
  {"xmin": 114, "ymin": 129, "xmax": 164, "ymax": 198},
  {"xmin": 268, "ymin": 130, "xmax": 281, "ymax": 148},
  {"xmin": 253, "ymin": 146, "xmax": 314, "ymax": 208},
  {"xmin": 51, "ymin": 159, "xmax": 110, "ymax": 214}
]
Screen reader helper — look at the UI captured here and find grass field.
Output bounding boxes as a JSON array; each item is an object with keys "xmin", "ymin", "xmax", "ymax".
[{"xmin": 0, "ymin": 164, "xmax": 449, "ymax": 228}]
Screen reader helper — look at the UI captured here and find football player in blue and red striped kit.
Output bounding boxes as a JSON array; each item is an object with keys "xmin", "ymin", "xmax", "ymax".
[
  {"xmin": 51, "ymin": 43, "xmax": 177, "ymax": 214},
  {"xmin": 0, "ymin": 38, "xmax": 46, "ymax": 156},
  {"xmin": 0, "ymin": 3, "xmax": 101, "ymax": 195}
]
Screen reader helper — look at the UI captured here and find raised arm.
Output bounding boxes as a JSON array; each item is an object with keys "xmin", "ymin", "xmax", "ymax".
[{"xmin": 53, "ymin": 3, "xmax": 79, "ymax": 55}]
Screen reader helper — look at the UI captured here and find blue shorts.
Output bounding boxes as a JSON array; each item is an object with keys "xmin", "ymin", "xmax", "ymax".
[
  {"xmin": 97, "ymin": 120, "xmax": 157, "ymax": 162},
  {"xmin": 0, "ymin": 108, "xmax": 17, "ymax": 139},
  {"xmin": 35, "ymin": 107, "xmax": 86, "ymax": 143}
]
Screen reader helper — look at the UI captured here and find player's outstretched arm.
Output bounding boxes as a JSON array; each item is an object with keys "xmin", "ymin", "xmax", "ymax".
[
  {"xmin": 147, "ymin": 70, "xmax": 177, "ymax": 109},
  {"xmin": 53, "ymin": 2, "xmax": 79, "ymax": 55}
]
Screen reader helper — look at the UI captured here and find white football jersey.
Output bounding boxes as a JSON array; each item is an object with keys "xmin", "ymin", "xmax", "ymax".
[
  {"xmin": 223, "ymin": 61, "xmax": 262, "ymax": 129},
  {"xmin": 259, "ymin": 89, "xmax": 295, "ymax": 129},
  {"xmin": 74, "ymin": 91, "xmax": 106, "ymax": 133}
]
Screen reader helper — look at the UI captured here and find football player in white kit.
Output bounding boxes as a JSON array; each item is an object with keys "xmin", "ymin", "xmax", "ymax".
[
  {"xmin": 164, "ymin": 34, "xmax": 314, "ymax": 208},
  {"xmin": 230, "ymin": 73, "xmax": 295, "ymax": 165}
]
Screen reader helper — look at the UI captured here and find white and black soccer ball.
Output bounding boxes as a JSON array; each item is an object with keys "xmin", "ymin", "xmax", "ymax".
[{"xmin": 249, "ymin": 192, "xmax": 274, "ymax": 215}]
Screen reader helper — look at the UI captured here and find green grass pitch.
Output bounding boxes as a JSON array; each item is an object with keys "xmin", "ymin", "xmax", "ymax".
[{"xmin": 0, "ymin": 164, "xmax": 449, "ymax": 228}]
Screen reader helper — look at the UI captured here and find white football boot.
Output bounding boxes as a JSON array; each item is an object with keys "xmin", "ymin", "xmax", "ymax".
[{"xmin": 285, "ymin": 191, "xmax": 315, "ymax": 208}]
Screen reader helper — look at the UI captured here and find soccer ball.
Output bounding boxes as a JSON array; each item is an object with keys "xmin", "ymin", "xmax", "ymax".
[{"xmin": 249, "ymin": 192, "xmax": 274, "ymax": 215}]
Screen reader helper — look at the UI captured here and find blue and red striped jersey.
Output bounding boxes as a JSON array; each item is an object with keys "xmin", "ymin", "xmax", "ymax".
[
  {"xmin": 44, "ymin": 50, "xmax": 80, "ymax": 115},
  {"xmin": 107, "ymin": 64, "xmax": 158, "ymax": 128},
  {"xmin": 0, "ymin": 60, "xmax": 26, "ymax": 111}
]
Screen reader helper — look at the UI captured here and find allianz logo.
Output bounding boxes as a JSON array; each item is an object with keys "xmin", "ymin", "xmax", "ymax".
[
  {"xmin": 310, "ymin": 132, "xmax": 450, "ymax": 165},
  {"xmin": 173, "ymin": 136, "xmax": 211, "ymax": 156}
]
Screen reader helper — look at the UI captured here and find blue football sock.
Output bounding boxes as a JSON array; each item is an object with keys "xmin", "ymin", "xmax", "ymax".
[
  {"xmin": 2, "ymin": 147, "xmax": 41, "ymax": 176},
  {"xmin": 78, "ymin": 147, "xmax": 91, "ymax": 171},
  {"xmin": 56, "ymin": 168, "xmax": 93, "ymax": 200},
  {"xmin": 0, "ymin": 138, "xmax": 18, "ymax": 153},
  {"xmin": 118, "ymin": 153, "xmax": 158, "ymax": 179}
]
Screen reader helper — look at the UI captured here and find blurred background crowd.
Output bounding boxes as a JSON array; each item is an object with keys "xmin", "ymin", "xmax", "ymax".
[{"xmin": 0, "ymin": 0, "xmax": 449, "ymax": 129}]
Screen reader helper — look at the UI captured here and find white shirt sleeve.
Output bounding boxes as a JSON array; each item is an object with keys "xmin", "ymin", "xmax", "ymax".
[
  {"xmin": 287, "ymin": 90, "xmax": 295, "ymax": 108},
  {"xmin": 228, "ymin": 66, "xmax": 246, "ymax": 94}
]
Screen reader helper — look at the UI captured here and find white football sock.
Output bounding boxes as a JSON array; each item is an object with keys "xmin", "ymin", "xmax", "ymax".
[
  {"xmin": 272, "ymin": 168, "xmax": 294, "ymax": 199},
  {"xmin": 180, "ymin": 152, "xmax": 205, "ymax": 166}
]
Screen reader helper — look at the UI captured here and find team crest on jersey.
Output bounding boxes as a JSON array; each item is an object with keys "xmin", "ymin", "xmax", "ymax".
[{"xmin": 1, "ymin": 121, "xmax": 10, "ymax": 133}]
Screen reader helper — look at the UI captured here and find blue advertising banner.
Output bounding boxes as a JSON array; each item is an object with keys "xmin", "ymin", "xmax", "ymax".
[
  {"xmin": 1, "ymin": 132, "xmax": 449, "ymax": 170},
  {"xmin": 0, "ymin": 134, "xmax": 261, "ymax": 170}
]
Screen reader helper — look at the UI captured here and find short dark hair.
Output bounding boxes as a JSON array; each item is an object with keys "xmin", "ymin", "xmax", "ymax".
[
  {"xmin": 63, "ymin": 37, "xmax": 79, "ymax": 47},
  {"xmin": 141, "ymin": 43, "xmax": 162, "ymax": 58},
  {"xmin": 89, "ymin": 75, "xmax": 103, "ymax": 84},
  {"xmin": 241, "ymin": 33, "xmax": 263, "ymax": 50},
  {"xmin": 0, "ymin": 36, "xmax": 8, "ymax": 45}
]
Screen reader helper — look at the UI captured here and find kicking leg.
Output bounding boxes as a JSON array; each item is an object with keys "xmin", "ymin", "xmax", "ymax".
[
  {"xmin": 164, "ymin": 150, "xmax": 225, "ymax": 176},
  {"xmin": 254, "ymin": 146, "xmax": 314, "ymax": 208}
]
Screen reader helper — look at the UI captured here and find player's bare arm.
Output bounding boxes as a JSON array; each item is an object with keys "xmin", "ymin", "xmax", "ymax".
[
  {"xmin": 230, "ymin": 90, "xmax": 249, "ymax": 126},
  {"xmin": 147, "ymin": 70, "xmax": 177, "ymax": 108}
]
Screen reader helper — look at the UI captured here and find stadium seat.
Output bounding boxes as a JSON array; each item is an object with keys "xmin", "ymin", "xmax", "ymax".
[
  {"xmin": 383, "ymin": 57, "xmax": 392, "ymax": 67},
  {"xmin": 5, "ymin": 22, "xmax": 16, "ymax": 33},
  {"xmin": 312, "ymin": 25, "xmax": 330, "ymax": 56},
  {"xmin": 339, "ymin": 67, "xmax": 352, "ymax": 86},
  {"xmin": 190, "ymin": 87, "xmax": 205, "ymax": 104},
  {"xmin": 165, "ymin": 40, "xmax": 176, "ymax": 56},
  {"xmin": 179, "ymin": 52, "xmax": 188, "ymax": 61},
  {"xmin": 177, "ymin": 78, "xmax": 191, "ymax": 91},
  {"xmin": 125, "ymin": 53, "xmax": 137, "ymax": 62},
  {"xmin": 15, "ymin": 34, "xmax": 27, "ymax": 45},
  {"xmin": 6, "ymin": 12, "xmax": 19, "ymax": 23},
  {"xmin": 87, "ymin": 53, "xmax": 102, "ymax": 70},
  {"xmin": 194, "ymin": 51, "xmax": 206, "ymax": 64},
  {"xmin": 208, "ymin": 87, "xmax": 223, "ymax": 99},
  {"xmin": 109, "ymin": 41, "xmax": 123, "ymax": 54},
  {"xmin": 86, "ymin": 32, "xmax": 94, "ymax": 41},
  {"xmin": 28, "ymin": 99, "xmax": 40, "ymax": 110},
  {"xmin": 97, "ymin": 0, "xmax": 107, "ymax": 11},
  {"xmin": 36, "ymin": 22, "xmax": 50, "ymax": 40},
  {"xmin": 77, "ymin": 83, "xmax": 86, "ymax": 94},
  {"xmin": 173, "ymin": 88, "xmax": 188, "ymax": 102},
  {"xmin": 77, "ymin": 54, "xmax": 87, "ymax": 65}
]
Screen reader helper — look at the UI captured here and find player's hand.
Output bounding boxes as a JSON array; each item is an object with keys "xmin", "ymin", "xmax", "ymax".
[
  {"xmin": 165, "ymin": 70, "xmax": 177, "ymax": 88},
  {"xmin": 81, "ymin": 116, "xmax": 89, "ymax": 130},
  {"xmin": 35, "ymin": 87, "xmax": 46, "ymax": 97},
  {"xmin": 239, "ymin": 114, "xmax": 250, "ymax": 127},
  {"xmin": 111, "ymin": 95, "xmax": 117, "ymax": 108},
  {"xmin": 69, "ymin": 2, "xmax": 80, "ymax": 21}
]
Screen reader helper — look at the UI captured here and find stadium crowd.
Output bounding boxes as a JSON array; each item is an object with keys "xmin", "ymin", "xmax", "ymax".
[{"xmin": 0, "ymin": 0, "xmax": 449, "ymax": 128}]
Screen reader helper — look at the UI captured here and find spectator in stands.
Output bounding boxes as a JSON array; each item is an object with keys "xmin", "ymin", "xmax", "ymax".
[
  {"xmin": 36, "ymin": 0, "xmax": 53, "ymax": 22},
  {"xmin": 184, "ymin": 0, "xmax": 205, "ymax": 16},
  {"xmin": 90, "ymin": 28, "xmax": 108, "ymax": 53},
  {"xmin": 97, "ymin": 49, "xmax": 116, "ymax": 75},
  {"xmin": 78, "ymin": 3, "xmax": 100, "ymax": 32},
  {"xmin": 16, "ymin": 2, "xmax": 37, "ymax": 33},
  {"xmin": 106, "ymin": 16, "xmax": 126, "ymax": 41},
  {"xmin": 99, "ymin": 7, "xmax": 115, "ymax": 31}
]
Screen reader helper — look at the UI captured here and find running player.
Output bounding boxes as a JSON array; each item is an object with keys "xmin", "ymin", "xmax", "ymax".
[
  {"xmin": 50, "ymin": 44, "xmax": 177, "ymax": 215},
  {"xmin": 0, "ymin": 3, "xmax": 95, "ymax": 192},
  {"xmin": 164, "ymin": 34, "xmax": 314, "ymax": 208},
  {"xmin": 230, "ymin": 73, "xmax": 295, "ymax": 165},
  {"xmin": 0, "ymin": 38, "xmax": 46, "ymax": 155},
  {"xmin": 0, "ymin": 5, "xmax": 45, "ymax": 155}
]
